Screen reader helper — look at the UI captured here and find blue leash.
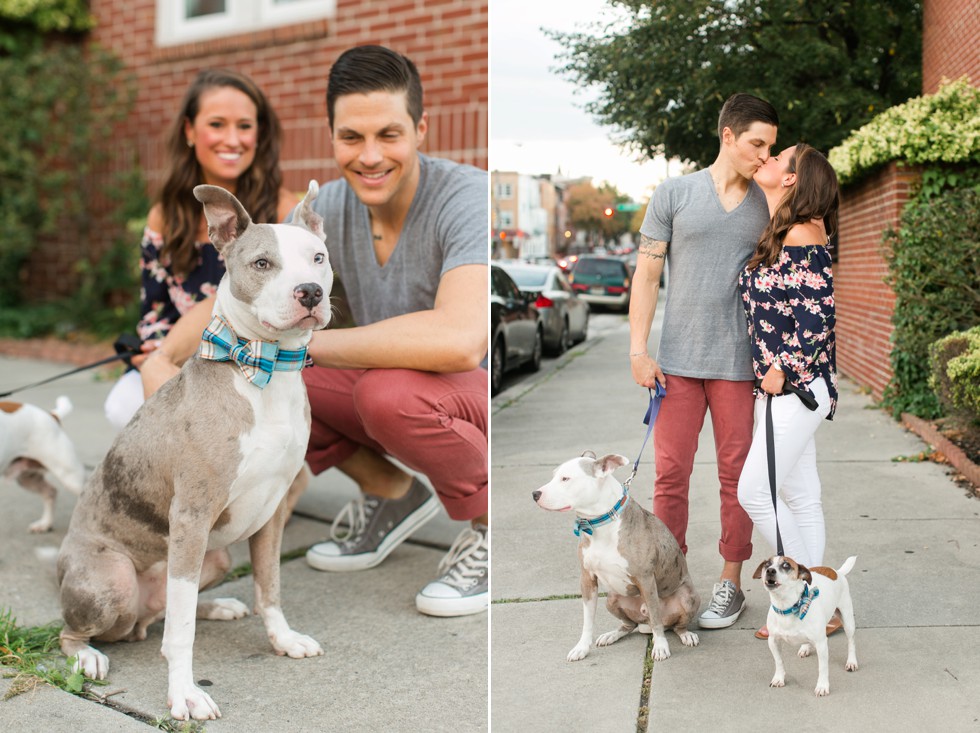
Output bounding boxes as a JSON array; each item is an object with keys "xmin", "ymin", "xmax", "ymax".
[{"xmin": 622, "ymin": 381, "xmax": 667, "ymax": 490}]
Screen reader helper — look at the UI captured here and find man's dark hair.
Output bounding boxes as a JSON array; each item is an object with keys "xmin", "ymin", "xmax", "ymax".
[
  {"xmin": 326, "ymin": 45, "xmax": 424, "ymax": 129},
  {"xmin": 717, "ymin": 93, "xmax": 779, "ymax": 141}
]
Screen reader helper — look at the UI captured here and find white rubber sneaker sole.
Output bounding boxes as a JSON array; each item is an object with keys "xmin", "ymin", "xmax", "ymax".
[
  {"xmin": 698, "ymin": 601, "xmax": 746, "ymax": 629},
  {"xmin": 306, "ymin": 495, "xmax": 440, "ymax": 572},
  {"xmin": 415, "ymin": 588, "xmax": 488, "ymax": 617}
]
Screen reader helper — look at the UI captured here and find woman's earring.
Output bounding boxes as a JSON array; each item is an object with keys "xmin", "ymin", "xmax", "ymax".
[{"xmin": 187, "ymin": 139, "xmax": 194, "ymax": 148}]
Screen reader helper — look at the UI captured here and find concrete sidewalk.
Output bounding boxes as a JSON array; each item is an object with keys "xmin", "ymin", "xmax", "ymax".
[
  {"xmin": 0, "ymin": 355, "xmax": 486, "ymax": 731},
  {"xmin": 490, "ymin": 312, "xmax": 980, "ymax": 732}
]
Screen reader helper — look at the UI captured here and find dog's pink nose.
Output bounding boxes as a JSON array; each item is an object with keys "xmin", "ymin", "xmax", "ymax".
[{"xmin": 294, "ymin": 283, "xmax": 323, "ymax": 309}]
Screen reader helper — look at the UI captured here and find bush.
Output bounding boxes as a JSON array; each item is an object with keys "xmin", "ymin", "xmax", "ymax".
[
  {"xmin": 881, "ymin": 183, "xmax": 980, "ymax": 419},
  {"xmin": 930, "ymin": 326, "xmax": 980, "ymax": 420},
  {"xmin": 829, "ymin": 77, "xmax": 980, "ymax": 185}
]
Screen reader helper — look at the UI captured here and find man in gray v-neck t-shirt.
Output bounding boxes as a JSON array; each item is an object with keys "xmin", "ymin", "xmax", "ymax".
[{"xmin": 630, "ymin": 93, "xmax": 779, "ymax": 633}]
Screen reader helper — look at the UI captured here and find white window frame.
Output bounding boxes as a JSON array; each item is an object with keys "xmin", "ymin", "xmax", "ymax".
[
  {"xmin": 496, "ymin": 183, "xmax": 513, "ymax": 199},
  {"xmin": 156, "ymin": 0, "xmax": 336, "ymax": 47},
  {"xmin": 499, "ymin": 211, "xmax": 514, "ymax": 228}
]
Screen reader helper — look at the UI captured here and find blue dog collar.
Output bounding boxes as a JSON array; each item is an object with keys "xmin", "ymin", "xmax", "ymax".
[
  {"xmin": 772, "ymin": 583, "xmax": 820, "ymax": 620},
  {"xmin": 573, "ymin": 486, "xmax": 629, "ymax": 537}
]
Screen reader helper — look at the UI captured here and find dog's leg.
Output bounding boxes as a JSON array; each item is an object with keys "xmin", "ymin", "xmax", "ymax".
[
  {"xmin": 639, "ymin": 581, "xmax": 672, "ymax": 662},
  {"xmin": 768, "ymin": 634, "xmax": 786, "ymax": 688},
  {"xmin": 812, "ymin": 636, "xmax": 832, "ymax": 696},
  {"xmin": 161, "ymin": 519, "xmax": 221, "ymax": 721},
  {"xmin": 568, "ymin": 568, "xmax": 599, "ymax": 661},
  {"xmin": 8, "ymin": 461, "xmax": 56, "ymax": 533},
  {"xmin": 249, "ymin": 506, "xmax": 322, "ymax": 659},
  {"xmin": 283, "ymin": 463, "xmax": 311, "ymax": 522},
  {"xmin": 196, "ymin": 549, "xmax": 250, "ymax": 620},
  {"xmin": 596, "ymin": 595, "xmax": 638, "ymax": 647},
  {"xmin": 838, "ymin": 585, "xmax": 858, "ymax": 673}
]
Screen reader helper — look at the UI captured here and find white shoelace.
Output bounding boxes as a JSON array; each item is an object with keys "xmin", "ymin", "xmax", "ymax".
[
  {"xmin": 436, "ymin": 528, "xmax": 488, "ymax": 591},
  {"xmin": 330, "ymin": 496, "xmax": 380, "ymax": 544},
  {"xmin": 707, "ymin": 581, "xmax": 736, "ymax": 614}
]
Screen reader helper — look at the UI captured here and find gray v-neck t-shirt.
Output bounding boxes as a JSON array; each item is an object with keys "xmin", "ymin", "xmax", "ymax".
[
  {"xmin": 639, "ymin": 168, "xmax": 769, "ymax": 381},
  {"xmin": 296, "ymin": 154, "xmax": 488, "ymax": 327}
]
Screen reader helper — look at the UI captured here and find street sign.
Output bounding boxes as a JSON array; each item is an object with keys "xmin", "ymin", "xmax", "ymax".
[{"xmin": 615, "ymin": 203, "xmax": 643, "ymax": 212}]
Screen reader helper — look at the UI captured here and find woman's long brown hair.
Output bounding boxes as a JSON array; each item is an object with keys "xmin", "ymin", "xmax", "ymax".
[
  {"xmin": 747, "ymin": 143, "xmax": 840, "ymax": 270},
  {"xmin": 157, "ymin": 69, "xmax": 283, "ymax": 279}
]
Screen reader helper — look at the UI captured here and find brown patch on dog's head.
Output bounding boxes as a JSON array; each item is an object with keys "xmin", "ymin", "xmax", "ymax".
[{"xmin": 0, "ymin": 402, "xmax": 24, "ymax": 414}]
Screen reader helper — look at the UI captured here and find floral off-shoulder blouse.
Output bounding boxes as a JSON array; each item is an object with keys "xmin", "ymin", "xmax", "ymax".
[
  {"xmin": 738, "ymin": 244, "xmax": 838, "ymax": 419},
  {"xmin": 137, "ymin": 226, "xmax": 224, "ymax": 343}
]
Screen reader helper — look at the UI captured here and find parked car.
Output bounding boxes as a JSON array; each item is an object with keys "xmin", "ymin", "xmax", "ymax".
[
  {"xmin": 497, "ymin": 262, "xmax": 589, "ymax": 355},
  {"xmin": 567, "ymin": 255, "xmax": 632, "ymax": 312},
  {"xmin": 490, "ymin": 265, "xmax": 543, "ymax": 395}
]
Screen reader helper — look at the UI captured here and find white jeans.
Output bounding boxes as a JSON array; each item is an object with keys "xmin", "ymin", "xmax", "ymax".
[
  {"xmin": 737, "ymin": 377, "xmax": 831, "ymax": 567},
  {"xmin": 104, "ymin": 368, "xmax": 144, "ymax": 430}
]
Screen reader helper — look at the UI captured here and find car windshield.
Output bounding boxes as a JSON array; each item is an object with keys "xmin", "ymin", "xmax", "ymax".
[
  {"xmin": 574, "ymin": 259, "xmax": 624, "ymax": 277},
  {"xmin": 505, "ymin": 268, "xmax": 549, "ymax": 288}
]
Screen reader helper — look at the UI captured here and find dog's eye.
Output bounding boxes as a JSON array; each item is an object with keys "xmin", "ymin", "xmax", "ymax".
[
  {"xmin": 781, "ymin": 562, "xmax": 791, "ymax": 570},
  {"xmin": 254, "ymin": 258, "xmax": 270, "ymax": 270},
  {"xmin": 314, "ymin": 253, "xmax": 325, "ymax": 264},
  {"xmin": 560, "ymin": 476, "xmax": 570, "ymax": 482}
]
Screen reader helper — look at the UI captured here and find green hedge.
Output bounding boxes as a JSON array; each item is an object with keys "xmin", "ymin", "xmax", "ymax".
[
  {"xmin": 930, "ymin": 325, "xmax": 980, "ymax": 422},
  {"xmin": 881, "ymin": 181, "xmax": 980, "ymax": 418}
]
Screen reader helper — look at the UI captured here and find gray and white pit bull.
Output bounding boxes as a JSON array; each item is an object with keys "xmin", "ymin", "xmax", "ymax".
[
  {"xmin": 533, "ymin": 452, "xmax": 700, "ymax": 662},
  {"xmin": 57, "ymin": 181, "xmax": 332, "ymax": 721}
]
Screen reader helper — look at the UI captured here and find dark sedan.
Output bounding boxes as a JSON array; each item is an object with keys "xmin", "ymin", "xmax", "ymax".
[{"xmin": 490, "ymin": 265, "xmax": 542, "ymax": 395}]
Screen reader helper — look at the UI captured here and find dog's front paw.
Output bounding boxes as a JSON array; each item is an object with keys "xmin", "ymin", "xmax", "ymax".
[
  {"xmin": 798, "ymin": 642, "xmax": 813, "ymax": 658},
  {"xmin": 168, "ymin": 683, "xmax": 221, "ymax": 721},
  {"xmin": 28, "ymin": 519, "xmax": 52, "ymax": 533},
  {"xmin": 596, "ymin": 629, "xmax": 628, "ymax": 647},
  {"xmin": 769, "ymin": 675, "xmax": 786, "ymax": 688},
  {"xmin": 567, "ymin": 643, "xmax": 591, "ymax": 662},
  {"xmin": 814, "ymin": 682, "xmax": 830, "ymax": 697},
  {"xmin": 651, "ymin": 638, "xmax": 671, "ymax": 661},
  {"xmin": 271, "ymin": 630, "xmax": 323, "ymax": 659},
  {"xmin": 677, "ymin": 630, "xmax": 699, "ymax": 648},
  {"xmin": 845, "ymin": 658, "xmax": 858, "ymax": 672},
  {"xmin": 198, "ymin": 597, "xmax": 250, "ymax": 621},
  {"xmin": 69, "ymin": 646, "xmax": 109, "ymax": 680}
]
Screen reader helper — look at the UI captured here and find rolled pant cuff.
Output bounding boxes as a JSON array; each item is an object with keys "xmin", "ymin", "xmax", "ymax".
[
  {"xmin": 441, "ymin": 486, "xmax": 488, "ymax": 522},
  {"xmin": 718, "ymin": 540, "xmax": 753, "ymax": 563}
]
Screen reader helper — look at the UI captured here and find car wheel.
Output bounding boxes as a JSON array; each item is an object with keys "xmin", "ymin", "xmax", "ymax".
[
  {"xmin": 490, "ymin": 337, "xmax": 505, "ymax": 395},
  {"xmin": 523, "ymin": 327, "xmax": 543, "ymax": 373},
  {"xmin": 577, "ymin": 309, "xmax": 590, "ymax": 343},
  {"xmin": 548, "ymin": 318, "xmax": 569, "ymax": 357}
]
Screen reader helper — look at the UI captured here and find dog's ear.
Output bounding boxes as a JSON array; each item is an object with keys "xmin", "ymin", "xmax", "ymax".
[
  {"xmin": 193, "ymin": 185, "xmax": 252, "ymax": 252},
  {"xmin": 291, "ymin": 180, "xmax": 326, "ymax": 242},
  {"xmin": 797, "ymin": 564, "xmax": 813, "ymax": 585},
  {"xmin": 592, "ymin": 453, "xmax": 629, "ymax": 478},
  {"xmin": 752, "ymin": 559, "xmax": 768, "ymax": 580}
]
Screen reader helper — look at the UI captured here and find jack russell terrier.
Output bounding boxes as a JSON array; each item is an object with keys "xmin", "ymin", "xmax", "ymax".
[
  {"xmin": 753, "ymin": 555, "xmax": 858, "ymax": 696},
  {"xmin": 57, "ymin": 182, "xmax": 332, "ymax": 721},
  {"xmin": 1, "ymin": 396, "xmax": 85, "ymax": 532},
  {"xmin": 533, "ymin": 452, "xmax": 700, "ymax": 662}
]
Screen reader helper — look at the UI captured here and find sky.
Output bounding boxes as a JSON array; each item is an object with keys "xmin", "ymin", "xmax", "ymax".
[{"xmin": 490, "ymin": 0, "xmax": 684, "ymax": 201}]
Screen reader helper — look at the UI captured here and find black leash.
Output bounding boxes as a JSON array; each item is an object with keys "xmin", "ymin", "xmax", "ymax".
[
  {"xmin": 0, "ymin": 334, "xmax": 141, "ymax": 399},
  {"xmin": 759, "ymin": 378, "xmax": 818, "ymax": 557}
]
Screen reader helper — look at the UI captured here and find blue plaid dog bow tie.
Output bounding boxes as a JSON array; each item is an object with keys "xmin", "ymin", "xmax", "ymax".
[{"xmin": 197, "ymin": 314, "xmax": 309, "ymax": 389}]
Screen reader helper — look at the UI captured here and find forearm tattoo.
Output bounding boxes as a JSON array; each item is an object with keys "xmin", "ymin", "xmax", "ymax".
[{"xmin": 638, "ymin": 234, "xmax": 668, "ymax": 260}]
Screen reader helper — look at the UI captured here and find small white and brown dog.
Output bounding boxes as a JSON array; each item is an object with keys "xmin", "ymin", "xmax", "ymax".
[
  {"xmin": 753, "ymin": 555, "xmax": 858, "ymax": 696},
  {"xmin": 1, "ymin": 397, "xmax": 85, "ymax": 532}
]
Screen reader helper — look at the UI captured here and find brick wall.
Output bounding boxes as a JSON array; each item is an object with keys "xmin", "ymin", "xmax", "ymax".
[
  {"xmin": 835, "ymin": 163, "xmax": 920, "ymax": 400},
  {"xmin": 923, "ymin": 0, "xmax": 980, "ymax": 93},
  {"xmin": 27, "ymin": 0, "xmax": 488, "ymax": 299}
]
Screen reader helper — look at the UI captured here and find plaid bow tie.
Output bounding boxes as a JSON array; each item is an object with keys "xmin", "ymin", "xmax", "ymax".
[{"xmin": 197, "ymin": 314, "xmax": 309, "ymax": 389}]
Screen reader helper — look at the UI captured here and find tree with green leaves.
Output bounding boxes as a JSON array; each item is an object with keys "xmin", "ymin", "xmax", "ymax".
[
  {"xmin": 566, "ymin": 180, "xmax": 633, "ymax": 247},
  {"xmin": 548, "ymin": 0, "xmax": 922, "ymax": 168}
]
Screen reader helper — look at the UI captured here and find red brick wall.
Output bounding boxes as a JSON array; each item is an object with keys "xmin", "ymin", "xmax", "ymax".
[
  {"xmin": 835, "ymin": 163, "xmax": 919, "ymax": 400},
  {"xmin": 923, "ymin": 0, "xmax": 980, "ymax": 93},
  {"xmin": 27, "ymin": 0, "xmax": 487, "ymax": 298}
]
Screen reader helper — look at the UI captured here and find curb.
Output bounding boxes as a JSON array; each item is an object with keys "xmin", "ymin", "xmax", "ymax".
[{"xmin": 901, "ymin": 411, "xmax": 980, "ymax": 492}]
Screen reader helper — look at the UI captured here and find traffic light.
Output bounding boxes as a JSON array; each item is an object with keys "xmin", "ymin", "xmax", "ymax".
[{"xmin": 603, "ymin": 206, "xmax": 614, "ymax": 218}]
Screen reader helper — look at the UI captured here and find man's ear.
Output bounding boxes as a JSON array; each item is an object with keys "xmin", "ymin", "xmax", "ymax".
[{"xmin": 416, "ymin": 111, "xmax": 428, "ymax": 146}]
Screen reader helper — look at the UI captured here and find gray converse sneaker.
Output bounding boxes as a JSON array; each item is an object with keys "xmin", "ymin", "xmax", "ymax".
[
  {"xmin": 306, "ymin": 478, "xmax": 439, "ymax": 572},
  {"xmin": 698, "ymin": 579, "xmax": 746, "ymax": 629},
  {"xmin": 415, "ymin": 524, "xmax": 488, "ymax": 617}
]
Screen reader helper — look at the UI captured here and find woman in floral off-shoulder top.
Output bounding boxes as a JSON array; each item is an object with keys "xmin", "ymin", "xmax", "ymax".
[
  {"xmin": 736, "ymin": 143, "xmax": 842, "ymax": 638},
  {"xmin": 103, "ymin": 69, "xmax": 296, "ymax": 429}
]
